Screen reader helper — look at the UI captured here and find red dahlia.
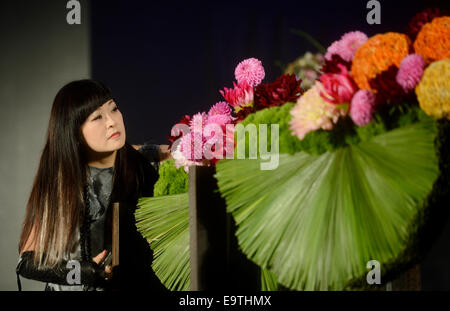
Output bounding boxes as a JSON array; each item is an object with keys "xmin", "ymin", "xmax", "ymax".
[
  {"xmin": 168, "ymin": 115, "xmax": 191, "ymax": 148},
  {"xmin": 406, "ymin": 8, "xmax": 448, "ymax": 40},
  {"xmin": 320, "ymin": 54, "xmax": 352, "ymax": 74},
  {"xmin": 254, "ymin": 74, "xmax": 303, "ymax": 109},
  {"xmin": 368, "ymin": 66, "xmax": 406, "ymax": 104}
]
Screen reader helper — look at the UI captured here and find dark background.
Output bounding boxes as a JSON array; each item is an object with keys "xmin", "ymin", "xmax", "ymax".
[
  {"xmin": 90, "ymin": 0, "xmax": 450, "ymax": 290},
  {"xmin": 1, "ymin": 0, "xmax": 448, "ymax": 291},
  {"xmin": 90, "ymin": 0, "xmax": 448, "ymax": 145}
]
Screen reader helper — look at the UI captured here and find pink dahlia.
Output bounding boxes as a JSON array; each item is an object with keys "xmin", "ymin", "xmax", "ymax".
[
  {"xmin": 234, "ymin": 58, "xmax": 265, "ymax": 87},
  {"xmin": 220, "ymin": 81, "xmax": 254, "ymax": 110},
  {"xmin": 208, "ymin": 101, "xmax": 232, "ymax": 117},
  {"xmin": 319, "ymin": 64, "xmax": 357, "ymax": 104},
  {"xmin": 396, "ymin": 54, "xmax": 425, "ymax": 93},
  {"xmin": 180, "ymin": 132, "xmax": 204, "ymax": 161},
  {"xmin": 325, "ymin": 31, "xmax": 368, "ymax": 62},
  {"xmin": 203, "ymin": 124, "xmax": 235, "ymax": 163},
  {"xmin": 189, "ymin": 112, "xmax": 207, "ymax": 134},
  {"xmin": 350, "ymin": 90, "xmax": 377, "ymax": 126},
  {"xmin": 206, "ymin": 114, "xmax": 232, "ymax": 128}
]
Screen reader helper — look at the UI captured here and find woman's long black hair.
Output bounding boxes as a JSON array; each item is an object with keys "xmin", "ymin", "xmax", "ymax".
[{"xmin": 18, "ymin": 79, "xmax": 145, "ymax": 267}]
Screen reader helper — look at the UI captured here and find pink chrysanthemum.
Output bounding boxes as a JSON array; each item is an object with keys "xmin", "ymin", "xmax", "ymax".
[
  {"xmin": 289, "ymin": 81, "xmax": 347, "ymax": 140},
  {"xmin": 325, "ymin": 31, "xmax": 368, "ymax": 62},
  {"xmin": 396, "ymin": 54, "xmax": 425, "ymax": 93},
  {"xmin": 180, "ymin": 132, "xmax": 204, "ymax": 161},
  {"xmin": 338, "ymin": 31, "xmax": 368, "ymax": 62},
  {"xmin": 234, "ymin": 58, "xmax": 265, "ymax": 87},
  {"xmin": 203, "ymin": 124, "xmax": 235, "ymax": 161},
  {"xmin": 325, "ymin": 41, "xmax": 341, "ymax": 61},
  {"xmin": 208, "ymin": 101, "xmax": 232, "ymax": 117},
  {"xmin": 350, "ymin": 90, "xmax": 377, "ymax": 126},
  {"xmin": 206, "ymin": 114, "xmax": 232, "ymax": 127},
  {"xmin": 189, "ymin": 112, "xmax": 207, "ymax": 134}
]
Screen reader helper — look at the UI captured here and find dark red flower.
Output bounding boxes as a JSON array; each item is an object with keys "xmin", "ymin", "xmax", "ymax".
[
  {"xmin": 368, "ymin": 65, "xmax": 406, "ymax": 104},
  {"xmin": 254, "ymin": 74, "xmax": 303, "ymax": 109},
  {"xmin": 320, "ymin": 54, "xmax": 351, "ymax": 74},
  {"xmin": 167, "ymin": 115, "xmax": 191, "ymax": 149},
  {"xmin": 235, "ymin": 105, "xmax": 256, "ymax": 122},
  {"xmin": 406, "ymin": 8, "xmax": 448, "ymax": 40}
]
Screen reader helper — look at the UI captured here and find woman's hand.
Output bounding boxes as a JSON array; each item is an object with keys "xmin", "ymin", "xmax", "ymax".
[
  {"xmin": 132, "ymin": 143, "xmax": 172, "ymax": 162},
  {"xmin": 158, "ymin": 144, "xmax": 172, "ymax": 162},
  {"xmin": 92, "ymin": 250, "xmax": 113, "ymax": 280}
]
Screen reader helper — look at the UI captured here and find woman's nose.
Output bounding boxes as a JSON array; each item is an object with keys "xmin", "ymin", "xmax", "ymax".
[{"xmin": 105, "ymin": 113, "xmax": 116, "ymax": 127}]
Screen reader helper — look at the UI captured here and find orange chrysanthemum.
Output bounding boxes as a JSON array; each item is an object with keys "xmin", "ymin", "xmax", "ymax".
[
  {"xmin": 413, "ymin": 16, "xmax": 450, "ymax": 64},
  {"xmin": 351, "ymin": 32, "xmax": 411, "ymax": 92}
]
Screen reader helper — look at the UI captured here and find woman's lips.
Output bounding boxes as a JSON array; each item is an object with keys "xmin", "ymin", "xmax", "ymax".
[{"xmin": 109, "ymin": 131, "xmax": 120, "ymax": 139}]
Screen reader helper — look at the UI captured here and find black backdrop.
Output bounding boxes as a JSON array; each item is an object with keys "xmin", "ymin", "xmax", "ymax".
[
  {"xmin": 90, "ymin": 0, "xmax": 447, "ymax": 145},
  {"xmin": 90, "ymin": 0, "xmax": 450, "ymax": 290}
]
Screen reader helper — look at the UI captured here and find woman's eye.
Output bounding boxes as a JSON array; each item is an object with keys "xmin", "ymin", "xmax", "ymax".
[
  {"xmin": 112, "ymin": 106, "xmax": 119, "ymax": 112},
  {"xmin": 93, "ymin": 115, "xmax": 102, "ymax": 121}
]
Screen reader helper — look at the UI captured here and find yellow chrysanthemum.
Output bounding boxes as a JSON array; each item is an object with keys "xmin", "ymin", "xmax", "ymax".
[{"xmin": 415, "ymin": 58, "xmax": 450, "ymax": 120}]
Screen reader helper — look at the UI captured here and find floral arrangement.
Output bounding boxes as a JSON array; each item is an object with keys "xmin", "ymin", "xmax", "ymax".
[
  {"xmin": 289, "ymin": 15, "xmax": 450, "ymax": 142},
  {"xmin": 284, "ymin": 52, "xmax": 324, "ymax": 90},
  {"xmin": 136, "ymin": 8, "xmax": 450, "ymax": 291},
  {"xmin": 168, "ymin": 101, "xmax": 235, "ymax": 172},
  {"xmin": 167, "ymin": 56, "xmax": 304, "ymax": 172}
]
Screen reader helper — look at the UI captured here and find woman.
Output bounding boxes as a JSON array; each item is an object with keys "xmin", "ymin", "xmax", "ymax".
[{"xmin": 16, "ymin": 79, "xmax": 170, "ymax": 291}]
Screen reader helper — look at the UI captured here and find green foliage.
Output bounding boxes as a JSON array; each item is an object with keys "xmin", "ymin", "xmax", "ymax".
[
  {"xmin": 216, "ymin": 114, "xmax": 441, "ymax": 290},
  {"xmin": 136, "ymin": 160, "xmax": 190, "ymax": 291},
  {"xmin": 137, "ymin": 100, "xmax": 447, "ymax": 291},
  {"xmin": 154, "ymin": 160, "xmax": 188, "ymax": 197},
  {"xmin": 237, "ymin": 101, "xmax": 426, "ymax": 157},
  {"xmin": 136, "ymin": 193, "xmax": 190, "ymax": 291},
  {"xmin": 260, "ymin": 268, "xmax": 280, "ymax": 291}
]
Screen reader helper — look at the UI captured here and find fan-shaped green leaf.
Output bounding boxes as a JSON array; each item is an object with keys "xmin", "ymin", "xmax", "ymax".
[
  {"xmin": 215, "ymin": 117, "xmax": 439, "ymax": 290},
  {"xmin": 136, "ymin": 193, "xmax": 190, "ymax": 291}
]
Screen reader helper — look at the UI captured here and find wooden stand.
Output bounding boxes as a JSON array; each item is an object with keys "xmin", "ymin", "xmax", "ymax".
[{"xmin": 188, "ymin": 166, "xmax": 260, "ymax": 291}]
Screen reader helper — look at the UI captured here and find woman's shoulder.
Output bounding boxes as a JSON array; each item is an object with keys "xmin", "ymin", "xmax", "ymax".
[
  {"xmin": 126, "ymin": 143, "xmax": 160, "ymax": 198},
  {"xmin": 134, "ymin": 142, "xmax": 160, "ymax": 165}
]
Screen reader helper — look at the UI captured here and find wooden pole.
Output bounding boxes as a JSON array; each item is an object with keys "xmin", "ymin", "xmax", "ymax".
[
  {"xmin": 188, "ymin": 165, "xmax": 261, "ymax": 290},
  {"xmin": 189, "ymin": 166, "xmax": 227, "ymax": 290},
  {"xmin": 112, "ymin": 202, "xmax": 119, "ymax": 268}
]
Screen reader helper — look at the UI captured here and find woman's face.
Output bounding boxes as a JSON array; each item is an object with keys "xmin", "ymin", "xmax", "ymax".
[{"xmin": 80, "ymin": 99, "xmax": 126, "ymax": 153}]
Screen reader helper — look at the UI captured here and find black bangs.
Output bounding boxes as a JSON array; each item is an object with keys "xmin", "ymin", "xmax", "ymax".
[
  {"xmin": 48, "ymin": 79, "xmax": 115, "ymax": 151},
  {"xmin": 70, "ymin": 80, "xmax": 114, "ymax": 125}
]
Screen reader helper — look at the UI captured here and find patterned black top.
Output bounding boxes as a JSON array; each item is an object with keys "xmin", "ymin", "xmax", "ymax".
[{"xmin": 44, "ymin": 142, "xmax": 160, "ymax": 291}]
